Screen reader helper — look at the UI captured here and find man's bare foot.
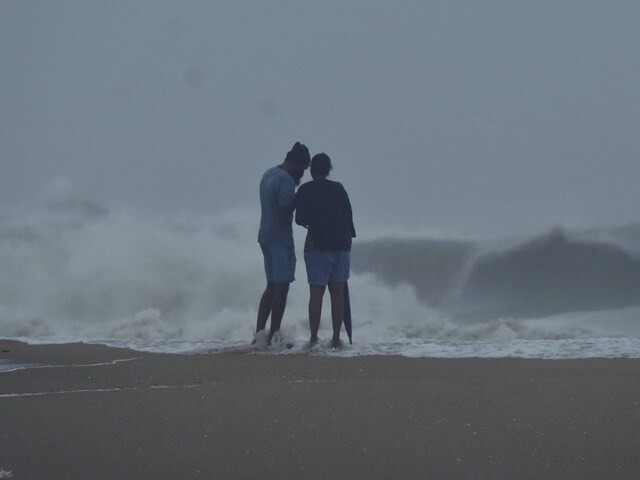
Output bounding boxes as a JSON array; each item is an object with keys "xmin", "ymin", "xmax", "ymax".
[{"xmin": 331, "ymin": 338, "xmax": 343, "ymax": 349}]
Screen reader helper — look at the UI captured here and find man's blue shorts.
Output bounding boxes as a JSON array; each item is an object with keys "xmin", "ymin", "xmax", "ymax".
[
  {"xmin": 260, "ymin": 244, "xmax": 296, "ymax": 283},
  {"xmin": 304, "ymin": 250, "xmax": 351, "ymax": 286}
]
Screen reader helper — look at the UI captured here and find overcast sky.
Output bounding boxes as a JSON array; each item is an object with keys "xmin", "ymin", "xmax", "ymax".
[{"xmin": 1, "ymin": 1, "xmax": 639, "ymax": 237}]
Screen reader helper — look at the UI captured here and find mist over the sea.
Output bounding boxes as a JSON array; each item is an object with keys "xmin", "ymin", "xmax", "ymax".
[
  {"xmin": 2, "ymin": 2, "xmax": 640, "ymax": 359},
  {"xmin": 2, "ymin": 186, "xmax": 640, "ymax": 355},
  {"xmin": 3, "ymin": 1, "xmax": 640, "ymax": 240}
]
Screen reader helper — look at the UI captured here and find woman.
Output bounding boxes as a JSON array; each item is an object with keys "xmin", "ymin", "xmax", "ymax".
[{"xmin": 294, "ymin": 153, "xmax": 356, "ymax": 348}]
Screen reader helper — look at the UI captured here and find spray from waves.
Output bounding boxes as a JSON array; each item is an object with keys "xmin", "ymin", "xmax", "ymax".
[
  {"xmin": 0, "ymin": 203, "xmax": 266, "ymax": 343},
  {"xmin": 0, "ymin": 202, "xmax": 505, "ymax": 344},
  {"xmin": 1, "ymin": 189, "xmax": 639, "ymax": 354}
]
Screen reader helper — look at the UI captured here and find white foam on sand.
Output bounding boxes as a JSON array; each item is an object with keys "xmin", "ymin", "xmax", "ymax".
[{"xmin": 51, "ymin": 334, "xmax": 639, "ymax": 360}]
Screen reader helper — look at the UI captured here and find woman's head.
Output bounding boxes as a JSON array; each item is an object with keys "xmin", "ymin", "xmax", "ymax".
[{"xmin": 310, "ymin": 153, "xmax": 332, "ymax": 179}]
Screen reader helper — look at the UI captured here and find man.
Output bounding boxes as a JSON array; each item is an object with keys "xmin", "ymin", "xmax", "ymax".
[
  {"xmin": 294, "ymin": 153, "xmax": 355, "ymax": 348},
  {"xmin": 256, "ymin": 142, "xmax": 310, "ymax": 345}
]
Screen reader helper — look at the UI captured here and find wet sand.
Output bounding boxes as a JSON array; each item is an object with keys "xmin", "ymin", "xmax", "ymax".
[{"xmin": 1, "ymin": 339, "xmax": 639, "ymax": 480}]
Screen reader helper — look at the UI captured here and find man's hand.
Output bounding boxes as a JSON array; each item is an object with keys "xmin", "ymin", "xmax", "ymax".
[{"xmin": 277, "ymin": 205, "xmax": 294, "ymax": 223}]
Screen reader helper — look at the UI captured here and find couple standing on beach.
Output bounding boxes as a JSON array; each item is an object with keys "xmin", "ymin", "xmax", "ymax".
[{"xmin": 256, "ymin": 142, "xmax": 356, "ymax": 348}]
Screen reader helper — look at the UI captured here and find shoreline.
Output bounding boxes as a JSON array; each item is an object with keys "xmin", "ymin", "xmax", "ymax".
[
  {"xmin": 1, "ymin": 340, "xmax": 639, "ymax": 479},
  {"xmin": 4, "ymin": 334, "xmax": 640, "ymax": 360}
]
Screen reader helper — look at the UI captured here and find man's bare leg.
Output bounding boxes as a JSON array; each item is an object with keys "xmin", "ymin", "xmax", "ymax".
[
  {"xmin": 328, "ymin": 281, "xmax": 345, "ymax": 348},
  {"xmin": 256, "ymin": 283, "xmax": 275, "ymax": 333},
  {"xmin": 268, "ymin": 283, "xmax": 290, "ymax": 344},
  {"xmin": 308, "ymin": 284, "xmax": 326, "ymax": 346}
]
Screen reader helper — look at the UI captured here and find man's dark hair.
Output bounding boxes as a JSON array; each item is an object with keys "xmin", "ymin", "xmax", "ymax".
[
  {"xmin": 310, "ymin": 153, "xmax": 332, "ymax": 178},
  {"xmin": 285, "ymin": 142, "xmax": 311, "ymax": 169}
]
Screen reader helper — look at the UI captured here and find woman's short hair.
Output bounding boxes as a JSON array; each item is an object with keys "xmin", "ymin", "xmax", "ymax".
[{"xmin": 311, "ymin": 153, "xmax": 332, "ymax": 178}]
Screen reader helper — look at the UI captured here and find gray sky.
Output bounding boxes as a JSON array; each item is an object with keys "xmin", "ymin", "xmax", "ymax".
[{"xmin": 2, "ymin": 0, "xmax": 639, "ymax": 237}]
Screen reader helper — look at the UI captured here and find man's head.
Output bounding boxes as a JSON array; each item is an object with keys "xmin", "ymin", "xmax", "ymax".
[
  {"xmin": 310, "ymin": 153, "xmax": 332, "ymax": 180},
  {"xmin": 284, "ymin": 142, "xmax": 310, "ymax": 185}
]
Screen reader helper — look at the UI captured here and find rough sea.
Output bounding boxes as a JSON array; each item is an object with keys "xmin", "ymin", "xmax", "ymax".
[{"xmin": 2, "ymin": 194, "xmax": 640, "ymax": 360}]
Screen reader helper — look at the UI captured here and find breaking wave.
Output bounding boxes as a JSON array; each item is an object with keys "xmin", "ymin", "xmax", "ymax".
[{"xmin": 353, "ymin": 226, "xmax": 640, "ymax": 321}]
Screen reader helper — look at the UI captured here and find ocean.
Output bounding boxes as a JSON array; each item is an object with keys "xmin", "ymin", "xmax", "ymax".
[{"xmin": 2, "ymin": 198, "xmax": 640, "ymax": 359}]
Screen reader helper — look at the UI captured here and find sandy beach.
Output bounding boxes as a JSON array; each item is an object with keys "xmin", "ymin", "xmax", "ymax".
[{"xmin": 1, "ymin": 340, "xmax": 639, "ymax": 480}]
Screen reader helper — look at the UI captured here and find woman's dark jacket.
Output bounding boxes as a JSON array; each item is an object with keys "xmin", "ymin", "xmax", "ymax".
[{"xmin": 294, "ymin": 179, "xmax": 356, "ymax": 252}]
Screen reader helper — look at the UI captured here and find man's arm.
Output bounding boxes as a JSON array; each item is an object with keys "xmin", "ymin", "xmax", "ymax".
[
  {"xmin": 276, "ymin": 175, "xmax": 296, "ymax": 224},
  {"xmin": 278, "ymin": 205, "xmax": 294, "ymax": 224}
]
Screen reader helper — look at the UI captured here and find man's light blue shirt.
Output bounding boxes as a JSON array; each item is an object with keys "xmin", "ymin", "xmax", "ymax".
[{"xmin": 258, "ymin": 166, "xmax": 296, "ymax": 247}]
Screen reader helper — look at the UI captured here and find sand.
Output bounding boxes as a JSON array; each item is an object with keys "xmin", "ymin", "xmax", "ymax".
[{"xmin": 1, "ymin": 339, "xmax": 639, "ymax": 480}]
